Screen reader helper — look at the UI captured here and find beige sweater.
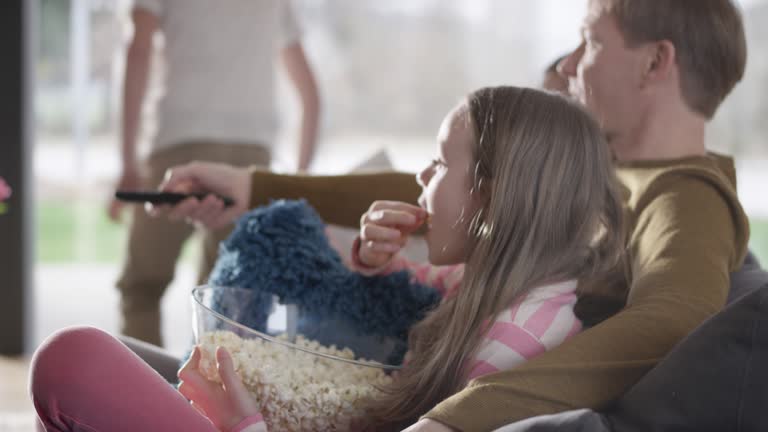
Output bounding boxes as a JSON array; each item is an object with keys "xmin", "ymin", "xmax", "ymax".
[{"xmin": 248, "ymin": 153, "xmax": 749, "ymax": 431}]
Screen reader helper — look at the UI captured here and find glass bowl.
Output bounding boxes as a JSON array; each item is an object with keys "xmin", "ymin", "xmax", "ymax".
[{"xmin": 191, "ymin": 285, "xmax": 401, "ymax": 431}]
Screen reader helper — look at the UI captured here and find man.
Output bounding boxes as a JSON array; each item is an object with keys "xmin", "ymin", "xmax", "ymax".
[
  {"xmin": 417, "ymin": 0, "xmax": 750, "ymax": 429},
  {"xmin": 156, "ymin": 0, "xmax": 752, "ymax": 430},
  {"xmin": 109, "ymin": 0, "xmax": 320, "ymax": 346}
]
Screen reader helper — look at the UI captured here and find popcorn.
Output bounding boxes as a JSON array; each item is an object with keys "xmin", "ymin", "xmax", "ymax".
[{"xmin": 198, "ymin": 330, "xmax": 394, "ymax": 431}]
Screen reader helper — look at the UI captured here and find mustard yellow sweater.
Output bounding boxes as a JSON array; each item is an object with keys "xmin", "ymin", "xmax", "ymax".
[{"xmin": 249, "ymin": 153, "xmax": 749, "ymax": 431}]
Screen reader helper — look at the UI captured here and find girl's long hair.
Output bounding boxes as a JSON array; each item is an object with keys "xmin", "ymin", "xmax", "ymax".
[{"xmin": 366, "ymin": 86, "xmax": 625, "ymax": 430}]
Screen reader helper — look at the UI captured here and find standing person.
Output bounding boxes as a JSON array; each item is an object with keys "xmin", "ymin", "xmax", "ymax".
[
  {"xmin": 107, "ymin": 0, "xmax": 320, "ymax": 346},
  {"xmin": 147, "ymin": 0, "xmax": 751, "ymax": 430},
  {"xmin": 31, "ymin": 86, "xmax": 624, "ymax": 432}
]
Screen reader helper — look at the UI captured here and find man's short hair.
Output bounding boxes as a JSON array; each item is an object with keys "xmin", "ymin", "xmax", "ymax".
[{"xmin": 606, "ymin": 0, "xmax": 747, "ymax": 118}]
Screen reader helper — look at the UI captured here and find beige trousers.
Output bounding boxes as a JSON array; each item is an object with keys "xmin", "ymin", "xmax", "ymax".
[{"xmin": 116, "ymin": 142, "xmax": 270, "ymax": 346}]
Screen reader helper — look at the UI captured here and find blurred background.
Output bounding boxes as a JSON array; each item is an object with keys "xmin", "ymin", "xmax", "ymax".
[{"xmin": 1, "ymin": 0, "xmax": 767, "ymax": 428}]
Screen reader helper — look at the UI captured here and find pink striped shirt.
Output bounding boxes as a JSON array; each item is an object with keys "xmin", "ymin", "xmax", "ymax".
[{"xmin": 350, "ymin": 238, "xmax": 582, "ymax": 380}]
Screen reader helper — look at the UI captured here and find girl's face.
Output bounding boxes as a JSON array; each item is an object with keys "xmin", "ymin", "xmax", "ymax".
[{"xmin": 417, "ymin": 102, "xmax": 479, "ymax": 265}]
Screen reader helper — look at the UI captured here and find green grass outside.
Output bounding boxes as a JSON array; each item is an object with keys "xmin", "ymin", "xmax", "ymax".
[
  {"xmin": 750, "ymin": 219, "xmax": 768, "ymax": 267},
  {"xmin": 37, "ymin": 200, "xmax": 198, "ymax": 263},
  {"xmin": 37, "ymin": 200, "xmax": 768, "ymax": 266}
]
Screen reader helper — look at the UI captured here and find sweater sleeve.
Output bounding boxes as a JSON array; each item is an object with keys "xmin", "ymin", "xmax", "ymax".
[
  {"xmin": 423, "ymin": 175, "xmax": 748, "ymax": 432},
  {"xmin": 249, "ymin": 170, "xmax": 420, "ymax": 229}
]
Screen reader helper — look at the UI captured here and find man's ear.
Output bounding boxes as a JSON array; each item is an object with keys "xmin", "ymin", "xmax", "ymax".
[{"xmin": 643, "ymin": 40, "xmax": 676, "ymax": 86}]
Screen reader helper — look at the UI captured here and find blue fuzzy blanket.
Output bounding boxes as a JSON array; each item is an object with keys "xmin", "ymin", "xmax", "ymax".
[{"xmin": 207, "ymin": 199, "xmax": 441, "ymax": 364}]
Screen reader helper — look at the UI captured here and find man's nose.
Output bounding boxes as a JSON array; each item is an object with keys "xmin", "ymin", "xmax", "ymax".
[{"xmin": 558, "ymin": 44, "xmax": 583, "ymax": 77}]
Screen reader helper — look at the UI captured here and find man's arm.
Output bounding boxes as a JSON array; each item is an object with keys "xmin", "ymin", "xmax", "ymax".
[
  {"xmin": 108, "ymin": 8, "xmax": 157, "ymax": 221},
  {"xmin": 422, "ymin": 175, "xmax": 748, "ymax": 432},
  {"xmin": 153, "ymin": 166, "xmax": 419, "ymax": 231},
  {"xmin": 249, "ymin": 170, "xmax": 419, "ymax": 228},
  {"xmin": 281, "ymin": 42, "xmax": 320, "ymax": 172}
]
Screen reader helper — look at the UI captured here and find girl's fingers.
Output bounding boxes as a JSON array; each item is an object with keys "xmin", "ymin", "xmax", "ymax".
[
  {"xmin": 399, "ymin": 216, "xmax": 427, "ymax": 235},
  {"xmin": 185, "ymin": 374, "xmax": 223, "ymax": 401},
  {"xmin": 215, "ymin": 347, "xmax": 240, "ymax": 391},
  {"xmin": 177, "ymin": 380, "xmax": 197, "ymax": 402},
  {"xmin": 360, "ymin": 224, "xmax": 402, "ymax": 242},
  {"xmin": 369, "ymin": 201, "xmax": 425, "ymax": 216},
  {"xmin": 361, "ymin": 249, "xmax": 391, "ymax": 264},
  {"xmin": 367, "ymin": 209, "xmax": 417, "ymax": 226},
  {"xmin": 178, "ymin": 369, "xmax": 220, "ymax": 407},
  {"xmin": 363, "ymin": 209, "xmax": 426, "ymax": 230},
  {"xmin": 178, "ymin": 346, "xmax": 202, "ymax": 380},
  {"xmin": 216, "ymin": 347, "xmax": 257, "ymax": 410},
  {"xmin": 178, "ymin": 347, "xmax": 215, "ymax": 393},
  {"xmin": 366, "ymin": 240, "xmax": 402, "ymax": 253},
  {"xmin": 178, "ymin": 350, "xmax": 225, "ymax": 408}
]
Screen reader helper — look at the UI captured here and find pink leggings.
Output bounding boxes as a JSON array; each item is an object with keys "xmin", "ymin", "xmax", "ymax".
[{"xmin": 30, "ymin": 326, "xmax": 217, "ymax": 432}]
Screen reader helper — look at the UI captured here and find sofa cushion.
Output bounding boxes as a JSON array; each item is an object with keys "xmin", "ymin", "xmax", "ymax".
[
  {"xmin": 728, "ymin": 251, "xmax": 768, "ymax": 303},
  {"xmin": 604, "ymin": 281, "xmax": 768, "ymax": 431}
]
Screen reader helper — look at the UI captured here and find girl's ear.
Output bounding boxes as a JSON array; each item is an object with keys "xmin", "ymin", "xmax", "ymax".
[{"xmin": 469, "ymin": 180, "xmax": 491, "ymax": 213}]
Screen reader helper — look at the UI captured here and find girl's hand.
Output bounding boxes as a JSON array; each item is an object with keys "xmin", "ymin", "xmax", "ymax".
[
  {"xmin": 178, "ymin": 346, "xmax": 262, "ymax": 432},
  {"xmin": 149, "ymin": 161, "xmax": 251, "ymax": 230},
  {"xmin": 358, "ymin": 201, "xmax": 426, "ymax": 268}
]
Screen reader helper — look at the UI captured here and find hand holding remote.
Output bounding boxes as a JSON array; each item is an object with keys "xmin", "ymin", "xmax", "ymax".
[{"xmin": 149, "ymin": 161, "xmax": 252, "ymax": 230}]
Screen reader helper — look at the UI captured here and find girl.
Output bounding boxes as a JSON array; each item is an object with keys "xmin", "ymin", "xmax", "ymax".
[
  {"xmin": 352, "ymin": 86, "xmax": 623, "ymax": 430},
  {"xmin": 30, "ymin": 86, "xmax": 623, "ymax": 432}
]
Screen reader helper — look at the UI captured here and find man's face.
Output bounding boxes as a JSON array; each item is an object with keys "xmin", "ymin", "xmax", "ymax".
[{"xmin": 560, "ymin": 0, "xmax": 648, "ymax": 142}]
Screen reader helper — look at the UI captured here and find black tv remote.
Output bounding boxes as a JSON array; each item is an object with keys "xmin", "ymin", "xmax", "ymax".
[{"xmin": 115, "ymin": 191, "xmax": 235, "ymax": 207}]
